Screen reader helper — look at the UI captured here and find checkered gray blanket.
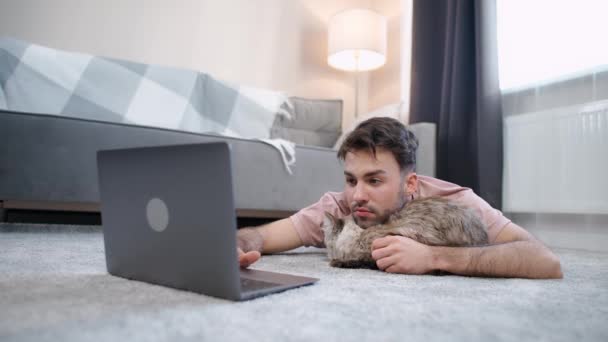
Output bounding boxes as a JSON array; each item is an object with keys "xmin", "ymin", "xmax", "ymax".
[
  {"xmin": 0, "ymin": 37, "xmax": 291, "ymax": 140},
  {"xmin": 0, "ymin": 37, "xmax": 300, "ymax": 173}
]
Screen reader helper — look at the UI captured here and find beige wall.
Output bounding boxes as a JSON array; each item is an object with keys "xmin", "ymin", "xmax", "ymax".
[
  {"xmin": 368, "ymin": 0, "xmax": 411, "ymax": 124},
  {"xmin": 0, "ymin": 0, "xmax": 406, "ymax": 130}
]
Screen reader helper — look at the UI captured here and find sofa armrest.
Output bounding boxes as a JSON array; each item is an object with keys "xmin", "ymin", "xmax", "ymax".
[{"xmin": 407, "ymin": 122, "xmax": 436, "ymax": 177}]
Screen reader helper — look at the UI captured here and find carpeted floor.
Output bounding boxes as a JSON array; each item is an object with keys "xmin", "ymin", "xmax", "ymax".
[{"xmin": 1, "ymin": 223, "xmax": 607, "ymax": 342}]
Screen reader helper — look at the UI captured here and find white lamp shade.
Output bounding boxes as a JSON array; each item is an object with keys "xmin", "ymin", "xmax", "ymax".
[{"xmin": 328, "ymin": 9, "xmax": 387, "ymax": 72}]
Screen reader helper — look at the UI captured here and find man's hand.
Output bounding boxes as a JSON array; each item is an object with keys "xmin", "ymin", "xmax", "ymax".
[
  {"xmin": 238, "ymin": 248, "xmax": 261, "ymax": 268},
  {"xmin": 370, "ymin": 223, "xmax": 563, "ymax": 279},
  {"xmin": 236, "ymin": 218, "xmax": 304, "ymax": 269},
  {"xmin": 371, "ymin": 236, "xmax": 435, "ymax": 274}
]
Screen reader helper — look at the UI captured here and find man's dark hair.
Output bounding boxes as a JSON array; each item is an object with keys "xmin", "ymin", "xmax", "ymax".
[{"xmin": 337, "ymin": 117, "xmax": 419, "ymax": 173}]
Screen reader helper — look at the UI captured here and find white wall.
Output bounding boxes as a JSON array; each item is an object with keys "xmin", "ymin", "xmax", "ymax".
[
  {"xmin": 0, "ymin": 0, "xmax": 406, "ymax": 130},
  {"xmin": 367, "ymin": 0, "xmax": 409, "ymax": 116}
]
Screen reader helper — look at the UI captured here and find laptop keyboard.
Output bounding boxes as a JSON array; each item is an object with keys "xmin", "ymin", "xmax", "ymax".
[{"xmin": 240, "ymin": 278, "xmax": 282, "ymax": 292}]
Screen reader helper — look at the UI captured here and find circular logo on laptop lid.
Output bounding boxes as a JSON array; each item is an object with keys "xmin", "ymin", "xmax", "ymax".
[{"xmin": 146, "ymin": 198, "xmax": 169, "ymax": 232}]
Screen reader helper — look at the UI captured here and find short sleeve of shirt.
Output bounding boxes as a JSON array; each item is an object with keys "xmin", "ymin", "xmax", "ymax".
[
  {"xmin": 455, "ymin": 191, "xmax": 511, "ymax": 243},
  {"xmin": 289, "ymin": 192, "xmax": 349, "ymax": 247}
]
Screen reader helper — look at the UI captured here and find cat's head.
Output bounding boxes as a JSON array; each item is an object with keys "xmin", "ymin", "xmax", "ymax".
[{"xmin": 322, "ymin": 212, "xmax": 345, "ymax": 237}]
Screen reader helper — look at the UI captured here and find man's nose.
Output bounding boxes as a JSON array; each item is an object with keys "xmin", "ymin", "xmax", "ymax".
[{"xmin": 353, "ymin": 183, "xmax": 368, "ymax": 202}]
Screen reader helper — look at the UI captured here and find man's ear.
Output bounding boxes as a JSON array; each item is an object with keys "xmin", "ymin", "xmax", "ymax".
[{"xmin": 404, "ymin": 172, "xmax": 418, "ymax": 196}]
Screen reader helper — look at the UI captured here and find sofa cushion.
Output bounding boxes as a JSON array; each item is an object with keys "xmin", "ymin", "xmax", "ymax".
[
  {"xmin": 333, "ymin": 102, "xmax": 406, "ymax": 149},
  {"xmin": 270, "ymin": 97, "xmax": 342, "ymax": 147}
]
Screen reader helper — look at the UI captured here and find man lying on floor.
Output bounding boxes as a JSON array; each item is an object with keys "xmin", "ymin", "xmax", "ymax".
[{"xmin": 237, "ymin": 117, "xmax": 563, "ymax": 279}]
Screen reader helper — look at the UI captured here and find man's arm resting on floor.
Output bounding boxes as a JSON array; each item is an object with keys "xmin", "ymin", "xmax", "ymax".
[
  {"xmin": 237, "ymin": 218, "xmax": 303, "ymax": 267},
  {"xmin": 372, "ymin": 223, "xmax": 563, "ymax": 279}
]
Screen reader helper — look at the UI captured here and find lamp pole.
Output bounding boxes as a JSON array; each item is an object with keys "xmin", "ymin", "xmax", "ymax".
[{"xmin": 327, "ymin": 9, "xmax": 387, "ymax": 120}]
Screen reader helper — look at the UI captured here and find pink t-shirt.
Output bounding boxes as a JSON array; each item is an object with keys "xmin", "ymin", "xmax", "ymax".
[{"xmin": 289, "ymin": 175, "xmax": 511, "ymax": 247}]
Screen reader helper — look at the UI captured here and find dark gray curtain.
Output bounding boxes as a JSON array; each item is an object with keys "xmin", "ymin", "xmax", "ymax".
[{"xmin": 409, "ymin": 0, "xmax": 503, "ymax": 209}]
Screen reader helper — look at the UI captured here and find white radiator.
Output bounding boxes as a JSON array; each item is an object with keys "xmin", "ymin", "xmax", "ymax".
[{"xmin": 503, "ymin": 100, "xmax": 608, "ymax": 214}]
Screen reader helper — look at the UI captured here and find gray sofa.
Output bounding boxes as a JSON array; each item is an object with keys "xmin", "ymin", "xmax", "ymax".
[
  {"xmin": 0, "ymin": 106, "xmax": 436, "ymax": 222},
  {"xmin": 0, "ymin": 38, "xmax": 436, "ymax": 223}
]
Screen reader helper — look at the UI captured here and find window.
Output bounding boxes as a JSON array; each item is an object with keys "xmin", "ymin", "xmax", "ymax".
[{"xmin": 497, "ymin": 0, "xmax": 608, "ymax": 91}]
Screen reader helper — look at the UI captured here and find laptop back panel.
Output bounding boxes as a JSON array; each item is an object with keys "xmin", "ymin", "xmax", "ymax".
[{"xmin": 97, "ymin": 143, "xmax": 241, "ymax": 300}]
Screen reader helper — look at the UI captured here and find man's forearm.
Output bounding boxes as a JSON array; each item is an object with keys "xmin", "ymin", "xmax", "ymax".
[
  {"xmin": 236, "ymin": 218, "xmax": 304, "ymax": 255},
  {"xmin": 431, "ymin": 240, "xmax": 563, "ymax": 279}
]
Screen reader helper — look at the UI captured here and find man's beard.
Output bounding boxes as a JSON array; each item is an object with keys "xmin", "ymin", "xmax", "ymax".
[{"xmin": 351, "ymin": 187, "xmax": 408, "ymax": 229}]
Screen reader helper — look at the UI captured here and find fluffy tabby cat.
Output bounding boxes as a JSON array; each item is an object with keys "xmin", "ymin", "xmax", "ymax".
[{"xmin": 322, "ymin": 197, "xmax": 489, "ymax": 269}]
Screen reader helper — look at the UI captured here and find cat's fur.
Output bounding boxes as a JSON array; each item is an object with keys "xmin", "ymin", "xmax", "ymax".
[{"xmin": 322, "ymin": 197, "xmax": 489, "ymax": 269}]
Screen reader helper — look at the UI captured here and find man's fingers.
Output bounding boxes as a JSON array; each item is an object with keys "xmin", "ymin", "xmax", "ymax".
[
  {"xmin": 385, "ymin": 265, "xmax": 399, "ymax": 273},
  {"xmin": 245, "ymin": 251, "xmax": 261, "ymax": 263},
  {"xmin": 239, "ymin": 255, "xmax": 252, "ymax": 268},
  {"xmin": 376, "ymin": 255, "xmax": 396, "ymax": 271},
  {"xmin": 371, "ymin": 246, "xmax": 392, "ymax": 261},
  {"xmin": 239, "ymin": 251, "xmax": 261, "ymax": 268},
  {"xmin": 376, "ymin": 257, "xmax": 388, "ymax": 270},
  {"xmin": 371, "ymin": 236, "xmax": 394, "ymax": 250}
]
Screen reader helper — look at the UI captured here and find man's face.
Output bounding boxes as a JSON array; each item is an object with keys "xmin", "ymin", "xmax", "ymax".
[{"xmin": 343, "ymin": 148, "xmax": 416, "ymax": 228}]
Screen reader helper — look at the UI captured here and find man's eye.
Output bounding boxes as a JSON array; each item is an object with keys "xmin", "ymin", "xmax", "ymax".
[
  {"xmin": 369, "ymin": 178, "xmax": 382, "ymax": 185},
  {"xmin": 346, "ymin": 178, "xmax": 356, "ymax": 186}
]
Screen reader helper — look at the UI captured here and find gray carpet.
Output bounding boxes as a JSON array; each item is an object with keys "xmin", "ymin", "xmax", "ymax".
[{"xmin": 1, "ymin": 223, "xmax": 607, "ymax": 342}]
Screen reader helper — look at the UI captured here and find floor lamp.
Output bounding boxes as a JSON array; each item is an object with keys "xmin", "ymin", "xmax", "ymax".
[{"xmin": 327, "ymin": 9, "xmax": 387, "ymax": 118}]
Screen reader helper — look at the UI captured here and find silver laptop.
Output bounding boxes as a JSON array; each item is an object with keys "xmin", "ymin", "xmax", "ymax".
[{"xmin": 96, "ymin": 142, "xmax": 318, "ymax": 301}]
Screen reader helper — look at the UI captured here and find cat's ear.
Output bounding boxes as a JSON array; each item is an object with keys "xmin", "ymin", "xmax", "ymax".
[
  {"xmin": 323, "ymin": 212, "xmax": 336, "ymax": 227},
  {"xmin": 323, "ymin": 212, "xmax": 344, "ymax": 231}
]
